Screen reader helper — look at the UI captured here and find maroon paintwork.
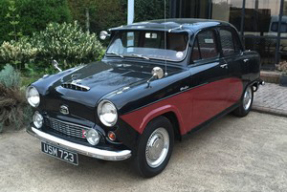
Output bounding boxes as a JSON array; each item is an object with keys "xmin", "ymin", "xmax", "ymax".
[{"xmin": 121, "ymin": 78, "xmax": 243, "ymax": 135}]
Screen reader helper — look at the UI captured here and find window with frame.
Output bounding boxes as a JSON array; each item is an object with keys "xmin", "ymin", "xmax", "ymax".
[
  {"xmin": 219, "ymin": 29, "xmax": 241, "ymax": 57},
  {"xmin": 191, "ymin": 30, "xmax": 219, "ymax": 62}
]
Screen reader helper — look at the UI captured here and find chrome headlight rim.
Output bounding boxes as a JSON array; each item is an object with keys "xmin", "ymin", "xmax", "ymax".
[
  {"xmin": 33, "ymin": 111, "xmax": 43, "ymax": 129},
  {"xmin": 97, "ymin": 100, "xmax": 118, "ymax": 127},
  {"xmin": 86, "ymin": 129, "xmax": 100, "ymax": 146},
  {"xmin": 26, "ymin": 86, "xmax": 40, "ymax": 107}
]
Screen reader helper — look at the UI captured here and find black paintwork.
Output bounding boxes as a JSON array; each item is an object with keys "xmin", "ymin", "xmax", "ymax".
[{"xmin": 30, "ymin": 19, "xmax": 262, "ymax": 151}]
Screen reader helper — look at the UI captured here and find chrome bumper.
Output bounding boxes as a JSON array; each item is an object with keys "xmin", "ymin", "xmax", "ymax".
[{"xmin": 27, "ymin": 127, "xmax": 132, "ymax": 161}]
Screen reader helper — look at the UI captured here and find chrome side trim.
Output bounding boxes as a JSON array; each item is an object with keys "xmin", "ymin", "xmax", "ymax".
[{"xmin": 27, "ymin": 127, "xmax": 132, "ymax": 161}]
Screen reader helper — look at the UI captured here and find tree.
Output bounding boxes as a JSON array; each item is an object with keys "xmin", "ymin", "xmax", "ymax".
[
  {"xmin": 0, "ymin": 0, "xmax": 72, "ymax": 43},
  {"xmin": 134, "ymin": 0, "xmax": 170, "ymax": 22},
  {"xmin": 68, "ymin": 0, "xmax": 126, "ymax": 33},
  {"xmin": 5, "ymin": 0, "xmax": 22, "ymax": 41}
]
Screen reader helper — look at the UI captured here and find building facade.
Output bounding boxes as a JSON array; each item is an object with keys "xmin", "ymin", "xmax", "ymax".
[{"xmin": 170, "ymin": 0, "xmax": 287, "ymax": 69}]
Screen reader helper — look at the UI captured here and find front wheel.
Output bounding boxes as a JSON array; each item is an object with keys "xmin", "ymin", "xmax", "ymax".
[
  {"xmin": 134, "ymin": 116, "xmax": 174, "ymax": 178},
  {"xmin": 233, "ymin": 85, "xmax": 253, "ymax": 117}
]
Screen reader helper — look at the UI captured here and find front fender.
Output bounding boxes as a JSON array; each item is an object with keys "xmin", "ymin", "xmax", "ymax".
[{"xmin": 120, "ymin": 104, "xmax": 185, "ymax": 134}]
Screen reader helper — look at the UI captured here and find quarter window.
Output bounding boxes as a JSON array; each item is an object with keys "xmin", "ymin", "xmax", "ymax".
[
  {"xmin": 219, "ymin": 29, "xmax": 241, "ymax": 56},
  {"xmin": 191, "ymin": 30, "xmax": 219, "ymax": 62}
]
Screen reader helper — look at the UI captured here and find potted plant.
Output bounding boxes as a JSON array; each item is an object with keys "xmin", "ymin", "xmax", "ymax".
[{"xmin": 276, "ymin": 61, "xmax": 287, "ymax": 86}]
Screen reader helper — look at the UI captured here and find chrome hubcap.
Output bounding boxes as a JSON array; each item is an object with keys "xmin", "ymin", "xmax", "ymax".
[
  {"xmin": 145, "ymin": 128, "xmax": 169, "ymax": 168},
  {"xmin": 243, "ymin": 87, "xmax": 252, "ymax": 110}
]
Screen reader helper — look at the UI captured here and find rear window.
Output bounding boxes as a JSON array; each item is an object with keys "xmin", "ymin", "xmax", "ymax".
[
  {"xmin": 191, "ymin": 30, "xmax": 219, "ymax": 62},
  {"xmin": 219, "ymin": 29, "xmax": 241, "ymax": 56}
]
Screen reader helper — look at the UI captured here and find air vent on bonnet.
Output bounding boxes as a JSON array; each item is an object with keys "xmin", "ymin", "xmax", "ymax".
[{"xmin": 61, "ymin": 82, "xmax": 90, "ymax": 91}]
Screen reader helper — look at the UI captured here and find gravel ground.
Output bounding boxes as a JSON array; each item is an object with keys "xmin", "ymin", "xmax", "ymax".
[{"xmin": 0, "ymin": 112, "xmax": 287, "ymax": 192}]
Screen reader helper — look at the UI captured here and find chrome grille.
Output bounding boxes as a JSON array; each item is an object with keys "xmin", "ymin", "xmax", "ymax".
[
  {"xmin": 46, "ymin": 118, "xmax": 90, "ymax": 139},
  {"xmin": 61, "ymin": 83, "xmax": 90, "ymax": 91}
]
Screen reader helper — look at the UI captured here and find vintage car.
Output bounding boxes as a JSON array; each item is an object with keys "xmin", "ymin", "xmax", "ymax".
[{"xmin": 26, "ymin": 19, "xmax": 264, "ymax": 177}]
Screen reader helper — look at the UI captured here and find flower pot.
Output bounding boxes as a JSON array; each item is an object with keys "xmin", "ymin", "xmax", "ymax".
[{"xmin": 280, "ymin": 74, "xmax": 287, "ymax": 87}]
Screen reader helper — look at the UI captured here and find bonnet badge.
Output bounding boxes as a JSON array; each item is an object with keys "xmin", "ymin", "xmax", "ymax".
[{"xmin": 60, "ymin": 105, "xmax": 69, "ymax": 115}]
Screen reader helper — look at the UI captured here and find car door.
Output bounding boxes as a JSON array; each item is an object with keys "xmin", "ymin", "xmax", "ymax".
[
  {"xmin": 186, "ymin": 28, "xmax": 230, "ymax": 130},
  {"xmin": 218, "ymin": 27, "xmax": 244, "ymax": 107}
]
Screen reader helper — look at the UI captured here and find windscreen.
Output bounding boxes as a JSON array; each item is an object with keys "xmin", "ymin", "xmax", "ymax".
[{"xmin": 106, "ymin": 31, "xmax": 189, "ymax": 62}]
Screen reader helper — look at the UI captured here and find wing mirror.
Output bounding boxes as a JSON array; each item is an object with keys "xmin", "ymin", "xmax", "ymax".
[
  {"xmin": 151, "ymin": 67, "xmax": 164, "ymax": 79},
  {"xmin": 147, "ymin": 67, "xmax": 164, "ymax": 88},
  {"xmin": 99, "ymin": 30, "xmax": 110, "ymax": 40},
  {"xmin": 52, "ymin": 60, "xmax": 62, "ymax": 72}
]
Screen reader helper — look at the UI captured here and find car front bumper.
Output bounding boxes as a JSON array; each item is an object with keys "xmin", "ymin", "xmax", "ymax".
[{"xmin": 27, "ymin": 127, "xmax": 132, "ymax": 161}]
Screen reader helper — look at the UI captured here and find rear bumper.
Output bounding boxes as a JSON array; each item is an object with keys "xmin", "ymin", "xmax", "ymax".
[
  {"xmin": 252, "ymin": 79, "xmax": 265, "ymax": 92},
  {"xmin": 27, "ymin": 126, "xmax": 132, "ymax": 161}
]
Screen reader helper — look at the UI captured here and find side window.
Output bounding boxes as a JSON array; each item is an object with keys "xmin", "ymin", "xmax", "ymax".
[
  {"xmin": 219, "ymin": 29, "xmax": 241, "ymax": 57},
  {"xmin": 191, "ymin": 30, "xmax": 219, "ymax": 62}
]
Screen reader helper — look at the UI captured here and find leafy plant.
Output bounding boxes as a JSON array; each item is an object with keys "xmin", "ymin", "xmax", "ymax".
[
  {"xmin": 5, "ymin": 0, "xmax": 22, "ymax": 41},
  {"xmin": 31, "ymin": 21, "xmax": 104, "ymax": 69},
  {"xmin": 276, "ymin": 61, "xmax": 287, "ymax": 75},
  {"xmin": 0, "ymin": 64, "xmax": 21, "ymax": 87},
  {"xmin": 0, "ymin": 37, "xmax": 38, "ymax": 70},
  {"xmin": 0, "ymin": 0, "xmax": 72, "ymax": 43},
  {"xmin": 0, "ymin": 64, "xmax": 32, "ymax": 133}
]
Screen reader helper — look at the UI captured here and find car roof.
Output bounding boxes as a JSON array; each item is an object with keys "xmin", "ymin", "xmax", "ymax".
[{"xmin": 110, "ymin": 18, "xmax": 233, "ymax": 34}]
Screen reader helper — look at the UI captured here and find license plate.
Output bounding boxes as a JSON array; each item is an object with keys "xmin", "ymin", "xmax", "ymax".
[{"xmin": 41, "ymin": 142, "xmax": 78, "ymax": 165}]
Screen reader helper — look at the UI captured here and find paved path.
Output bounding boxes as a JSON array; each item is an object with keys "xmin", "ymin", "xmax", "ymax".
[
  {"xmin": 1, "ymin": 112, "xmax": 287, "ymax": 192},
  {"xmin": 253, "ymin": 83, "xmax": 287, "ymax": 117}
]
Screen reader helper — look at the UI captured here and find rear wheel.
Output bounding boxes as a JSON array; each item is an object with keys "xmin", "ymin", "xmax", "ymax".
[
  {"xmin": 233, "ymin": 85, "xmax": 253, "ymax": 117},
  {"xmin": 134, "ymin": 116, "xmax": 174, "ymax": 178}
]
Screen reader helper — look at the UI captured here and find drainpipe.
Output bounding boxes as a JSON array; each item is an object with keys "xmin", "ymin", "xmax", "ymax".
[
  {"xmin": 128, "ymin": 0, "xmax": 134, "ymax": 25},
  {"xmin": 240, "ymin": 0, "xmax": 246, "ymax": 43},
  {"xmin": 275, "ymin": 0, "xmax": 284, "ymax": 64}
]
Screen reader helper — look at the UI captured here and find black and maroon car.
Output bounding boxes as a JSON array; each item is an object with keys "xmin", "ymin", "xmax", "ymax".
[{"xmin": 26, "ymin": 19, "xmax": 264, "ymax": 177}]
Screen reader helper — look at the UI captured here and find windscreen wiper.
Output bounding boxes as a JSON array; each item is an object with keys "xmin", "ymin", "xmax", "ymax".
[
  {"xmin": 109, "ymin": 52, "xmax": 124, "ymax": 58},
  {"xmin": 130, "ymin": 54, "xmax": 150, "ymax": 60}
]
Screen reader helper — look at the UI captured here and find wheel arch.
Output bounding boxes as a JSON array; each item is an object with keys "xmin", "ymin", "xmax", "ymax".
[
  {"xmin": 120, "ymin": 104, "xmax": 186, "ymax": 135},
  {"xmin": 162, "ymin": 112, "xmax": 182, "ymax": 141}
]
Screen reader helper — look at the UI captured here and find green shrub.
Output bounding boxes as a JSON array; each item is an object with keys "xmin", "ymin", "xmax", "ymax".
[
  {"xmin": 31, "ymin": 21, "xmax": 104, "ymax": 69},
  {"xmin": 0, "ymin": 37, "xmax": 38, "ymax": 70},
  {"xmin": 0, "ymin": 0, "xmax": 72, "ymax": 43},
  {"xmin": 0, "ymin": 64, "xmax": 21, "ymax": 87},
  {"xmin": 0, "ymin": 21, "xmax": 105, "ymax": 71},
  {"xmin": 0, "ymin": 64, "xmax": 31, "ymax": 133}
]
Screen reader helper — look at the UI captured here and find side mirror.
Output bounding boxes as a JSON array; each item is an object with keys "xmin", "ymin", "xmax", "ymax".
[
  {"xmin": 52, "ymin": 60, "xmax": 62, "ymax": 72},
  {"xmin": 99, "ymin": 30, "xmax": 110, "ymax": 40},
  {"xmin": 146, "ymin": 67, "xmax": 164, "ymax": 88},
  {"xmin": 151, "ymin": 67, "xmax": 164, "ymax": 79}
]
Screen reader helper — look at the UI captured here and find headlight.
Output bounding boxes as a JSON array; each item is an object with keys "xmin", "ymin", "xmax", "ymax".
[
  {"xmin": 26, "ymin": 86, "xmax": 40, "ymax": 107},
  {"xmin": 33, "ymin": 111, "xmax": 43, "ymax": 129},
  {"xmin": 97, "ymin": 100, "xmax": 118, "ymax": 127}
]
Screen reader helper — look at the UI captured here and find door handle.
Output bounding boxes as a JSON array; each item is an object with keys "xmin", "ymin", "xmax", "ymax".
[
  {"xmin": 220, "ymin": 64, "xmax": 228, "ymax": 69},
  {"xmin": 243, "ymin": 59, "xmax": 249, "ymax": 63}
]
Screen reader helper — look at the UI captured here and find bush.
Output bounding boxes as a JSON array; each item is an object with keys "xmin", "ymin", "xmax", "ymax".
[
  {"xmin": 0, "ymin": 0, "xmax": 72, "ymax": 43},
  {"xmin": 0, "ymin": 64, "xmax": 21, "ymax": 87},
  {"xmin": 276, "ymin": 61, "xmax": 287, "ymax": 75},
  {"xmin": 0, "ymin": 37, "xmax": 38, "ymax": 70},
  {"xmin": 31, "ymin": 21, "xmax": 104, "ymax": 69},
  {"xmin": 0, "ymin": 64, "xmax": 32, "ymax": 133},
  {"xmin": 0, "ymin": 21, "xmax": 105, "ymax": 71}
]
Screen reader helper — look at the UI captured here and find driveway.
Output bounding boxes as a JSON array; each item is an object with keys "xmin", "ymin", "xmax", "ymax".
[{"xmin": 0, "ymin": 112, "xmax": 287, "ymax": 192}]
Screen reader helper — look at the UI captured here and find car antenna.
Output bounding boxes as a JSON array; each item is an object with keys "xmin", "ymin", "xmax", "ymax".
[{"xmin": 164, "ymin": 0, "xmax": 168, "ymax": 77}]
